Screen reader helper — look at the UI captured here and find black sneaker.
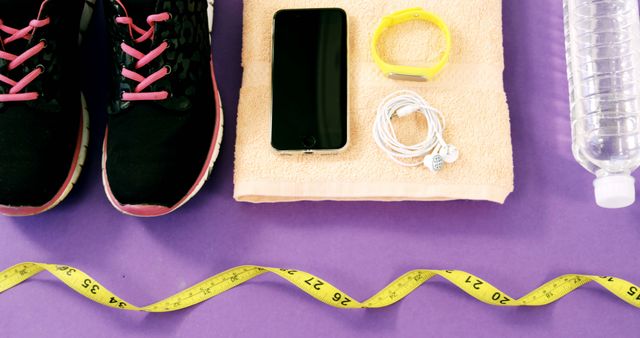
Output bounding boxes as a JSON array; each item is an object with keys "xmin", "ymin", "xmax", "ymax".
[
  {"xmin": 102, "ymin": 0, "xmax": 222, "ymax": 217},
  {"xmin": 0, "ymin": 0, "xmax": 94, "ymax": 216}
]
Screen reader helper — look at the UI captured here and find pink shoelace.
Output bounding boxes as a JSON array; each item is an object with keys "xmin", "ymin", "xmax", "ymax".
[
  {"xmin": 116, "ymin": 0, "xmax": 171, "ymax": 101},
  {"xmin": 0, "ymin": 1, "xmax": 49, "ymax": 103}
]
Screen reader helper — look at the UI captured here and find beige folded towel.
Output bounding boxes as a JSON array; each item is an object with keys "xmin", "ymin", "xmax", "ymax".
[{"xmin": 234, "ymin": 0, "xmax": 514, "ymax": 203}]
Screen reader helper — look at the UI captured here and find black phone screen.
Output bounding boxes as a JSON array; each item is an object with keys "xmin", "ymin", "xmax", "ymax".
[{"xmin": 271, "ymin": 8, "xmax": 348, "ymax": 151}]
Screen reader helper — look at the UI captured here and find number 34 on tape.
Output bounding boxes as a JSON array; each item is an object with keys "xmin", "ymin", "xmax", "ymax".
[{"xmin": 0, "ymin": 263, "xmax": 638, "ymax": 312}]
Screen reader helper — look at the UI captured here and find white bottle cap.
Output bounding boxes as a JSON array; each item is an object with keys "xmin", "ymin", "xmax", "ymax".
[{"xmin": 593, "ymin": 175, "xmax": 636, "ymax": 209}]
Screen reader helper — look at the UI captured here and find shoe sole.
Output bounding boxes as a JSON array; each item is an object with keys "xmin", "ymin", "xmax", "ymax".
[
  {"xmin": 0, "ymin": 0, "xmax": 96, "ymax": 217},
  {"xmin": 102, "ymin": 1, "xmax": 224, "ymax": 217}
]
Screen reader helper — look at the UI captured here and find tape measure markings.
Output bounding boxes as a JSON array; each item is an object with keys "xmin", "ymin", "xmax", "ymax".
[{"xmin": 0, "ymin": 263, "xmax": 638, "ymax": 312}]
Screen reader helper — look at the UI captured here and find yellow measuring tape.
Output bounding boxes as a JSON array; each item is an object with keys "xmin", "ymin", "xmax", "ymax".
[{"xmin": 1, "ymin": 262, "xmax": 639, "ymax": 311}]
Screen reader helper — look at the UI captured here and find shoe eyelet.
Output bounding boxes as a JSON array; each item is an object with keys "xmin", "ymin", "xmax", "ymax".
[
  {"xmin": 119, "ymin": 92, "xmax": 131, "ymax": 110},
  {"xmin": 164, "ymin": 65, "xmax": 172, "ymax": 74},
  {"xmin": 162, "ymin": 39, "xmax": 173, "ymax": 49},
  {"xmin": 39, "ymin": 39, "xmax": 48, "ymax": 48},
  {"xmin": 36, "ymin": 64, "xmax": 46, "ymax": 73}
]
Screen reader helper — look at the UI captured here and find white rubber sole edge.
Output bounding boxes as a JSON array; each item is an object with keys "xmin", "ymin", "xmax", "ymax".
[
  {"xmin": 170, "ymin": 92, "xmax": 224, "ymax": 214},
  {"xmin": 176, "ymin": 0, "xmax": 224, "ymax": 211},
  {"xmin": 48, "ymin": 95, "xmax": 90, "ymax": 212}
]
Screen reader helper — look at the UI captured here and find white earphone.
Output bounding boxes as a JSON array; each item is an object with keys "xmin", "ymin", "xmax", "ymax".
[
  {"xmin": 423, "ymin": 153, "xmax": 445, "ymax": 172},
  {"xmin": 423, "ymin": 144, "xmax": 458, "ymax": 172},
  {"xmin": 373, "ymin": 90, "xmax": 458, "ymax": 172}
]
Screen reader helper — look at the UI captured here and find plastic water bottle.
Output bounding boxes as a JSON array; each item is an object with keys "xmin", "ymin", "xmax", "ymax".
[{"xmin": 564, "ymin": 0, "xmax": 640, "ymax": 208}]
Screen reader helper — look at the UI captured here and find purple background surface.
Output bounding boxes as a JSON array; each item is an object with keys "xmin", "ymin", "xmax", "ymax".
[{"xmin": 1, "ymin": 0, "xmax": 639, "ymax": 337}]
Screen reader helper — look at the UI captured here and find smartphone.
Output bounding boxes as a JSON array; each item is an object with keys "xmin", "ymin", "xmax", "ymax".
[{"xmin": 271, "ymin": 8, "xmax": 348, "ymax": 153}]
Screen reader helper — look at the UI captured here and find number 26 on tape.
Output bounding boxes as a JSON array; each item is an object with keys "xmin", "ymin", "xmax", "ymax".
[{"xmin": 332, "ymin": 292, "xmax": 352, "ymax": 307}]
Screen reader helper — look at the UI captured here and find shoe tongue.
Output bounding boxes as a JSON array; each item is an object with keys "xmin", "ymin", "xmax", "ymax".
[
  {"xmin": 0, "ymin": 0, "xmax": 44, "ymax": 28},
  {"xmin": 123, "ymin": 0, "xmax": 158, "ymax": 24}
]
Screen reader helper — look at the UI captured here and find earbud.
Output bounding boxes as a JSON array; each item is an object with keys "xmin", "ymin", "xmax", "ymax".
[
  {"xmin": 424, "ymin": 144, "xmax": 458, "ymax": 172},
  {"xmin": 423, "ymin": 153, "xmax": 445, "ymax": 172},
  {"xmin": 438, "ymin": 144, "xmax": 459, "ymax": 163}
]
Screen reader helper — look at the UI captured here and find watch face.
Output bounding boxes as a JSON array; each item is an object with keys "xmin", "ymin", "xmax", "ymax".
[{"xmin": 387, "ymin": 73, "xmax": 428, "ymax": 82}]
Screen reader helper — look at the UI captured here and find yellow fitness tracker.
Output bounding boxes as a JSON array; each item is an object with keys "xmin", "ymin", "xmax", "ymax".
[{"xmin": 372, "ymin": 8, "xmax": 452, "ymax": 81}]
